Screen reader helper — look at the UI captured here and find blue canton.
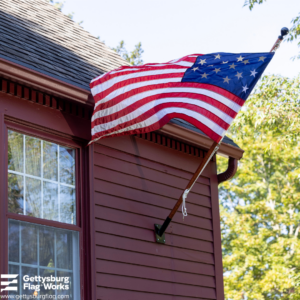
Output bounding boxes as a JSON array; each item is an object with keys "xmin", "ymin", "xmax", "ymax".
[{"xmin": 182, "ymin": 52, "xmax": 274, "ymax": 101}]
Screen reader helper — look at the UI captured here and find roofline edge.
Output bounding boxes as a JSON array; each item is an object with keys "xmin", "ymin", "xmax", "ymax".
[
  {"xmin": 159, "ymin": 123, "xmax": 244, "ymax": 160},
  {"xmin": 0, "ymin": 56, "xmax": 94, "ymax": 106}
]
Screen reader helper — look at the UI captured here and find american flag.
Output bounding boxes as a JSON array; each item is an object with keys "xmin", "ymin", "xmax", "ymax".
[{"xmin": 90, "ymin": 52, "xmax": 274, "ymax": 144}]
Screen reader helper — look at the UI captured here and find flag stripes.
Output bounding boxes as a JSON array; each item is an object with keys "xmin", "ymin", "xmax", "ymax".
[{"xmin": 90, "ymin": 54, "xmax": 244, "ymax": 144}]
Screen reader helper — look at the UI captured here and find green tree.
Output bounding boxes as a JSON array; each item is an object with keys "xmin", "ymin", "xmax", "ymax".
[
  {"xmin": 112, "ymin": 40, "xmax": 144, "ymax": 65},
  {"xmin": 244, "ymin": 1, "xmax": 300, "ymax": 59},
  {"xmin": 218, "ymin": 75, "xmax": 300, "ymax": 299}
]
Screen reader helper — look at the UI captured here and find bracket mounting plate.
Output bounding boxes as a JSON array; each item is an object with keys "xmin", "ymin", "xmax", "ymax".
[{"xmin": 154, "ymin": 224, "xmax": 166, "ymax": 244}]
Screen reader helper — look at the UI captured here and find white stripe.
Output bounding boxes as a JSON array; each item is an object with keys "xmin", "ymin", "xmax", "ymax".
[
  {"xmin": 92, "ymin": 99, "xmax": 227, "ymax": 135},
  {"xmin": 93, "ymin": 86, "xmax": 241, "ymax": 113},
  {"xmin": 92, "ymin": 97, "xmax": 234, "ymax": 125},
  {"xmin": 92, "ymin": 107, "xmax": 226, "ymax": 137},
  {"xmin": 91, "ymin": 68, "xmax": 187, "ymax": 96},
  {"xmin": 94, "ymin": 77, "xmax": 182, "ymax": 108}
]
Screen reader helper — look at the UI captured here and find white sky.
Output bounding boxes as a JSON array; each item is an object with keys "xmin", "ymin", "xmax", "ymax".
[{"xmin": 63, "ymin": 0, "xmax": 300, "ymax": 78}]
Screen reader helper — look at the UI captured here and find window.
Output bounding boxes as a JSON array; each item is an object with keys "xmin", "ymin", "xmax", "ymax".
[
  {"xmin": 8, "ymin": 130, "xmax": 76, "ymax": 224},
  {"xmin": 7, "ymin": 130, "xmax": 80, "ymax": 299}
]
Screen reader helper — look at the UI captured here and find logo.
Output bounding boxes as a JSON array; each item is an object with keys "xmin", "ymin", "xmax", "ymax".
[{"xmin": 1, "ymin": 274, "xmax": 18, "ymax": 292}]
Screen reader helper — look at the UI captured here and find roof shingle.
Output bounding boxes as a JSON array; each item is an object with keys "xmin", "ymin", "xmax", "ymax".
[{"xmin": 0, "ymin": 0, "xmax": 128, "ymax": 90}]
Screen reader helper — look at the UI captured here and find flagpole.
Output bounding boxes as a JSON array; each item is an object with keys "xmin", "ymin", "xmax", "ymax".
[{"xmin": 155, "ymin": 27, "xmax": 289, "ymax": 242}]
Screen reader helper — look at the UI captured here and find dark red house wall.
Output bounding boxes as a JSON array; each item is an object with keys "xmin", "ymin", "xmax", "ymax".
[
  {"xmin": 0, "ymin": 80, "xmax": 225, "ymax": 300},
  {"xmin": 93, "ymin": 134, "xmax": 224, "ymax": 300}
]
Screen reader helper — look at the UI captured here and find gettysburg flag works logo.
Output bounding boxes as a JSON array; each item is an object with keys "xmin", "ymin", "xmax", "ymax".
[{"xmin": 1, "ymin": 274, "xmax": 18, "ymax": 292}]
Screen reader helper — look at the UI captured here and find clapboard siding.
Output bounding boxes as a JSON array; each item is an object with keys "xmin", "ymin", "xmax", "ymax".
[
  {"xmin": 94, "ymin": 177, "xmax": 212, "ymax": 208},
  {"xmin": 96, "ymin": 246, "xmax": 215, "ymax": 275},
  {"xmin": 94, "ymin": 167, "xmax": 211, "ymax": 198},
  {"xmin": 97, "ymin": 287, "xmax": 211, "ymax": 300},
  {"xmin": 93, "ymin": 135, "xmax": 221, "ymax": 299},
  {"xmin": 96, "ymin": 274, "xmax": 216, "ymax": 299},
  {"xmin": 94, "ymin": 191, "xmax": 213, "ymax": 230},
  {"xmin": 96, "ymin": 260, "xmax": 216, "ymax": 287},
  {"xmin": 95, "ymin": 219, "xmax": 214, "ymax": 253},
  {"xmin": 95, "ymin": 206, "xmax": 214, "ymax": 241}
]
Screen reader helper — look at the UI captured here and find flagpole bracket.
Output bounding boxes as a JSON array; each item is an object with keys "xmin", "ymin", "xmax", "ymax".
[{"xmin": 154, "ymin": 224, "xmax": 166, "ymax": 244}]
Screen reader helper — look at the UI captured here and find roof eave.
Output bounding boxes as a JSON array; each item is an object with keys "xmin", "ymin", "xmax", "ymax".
[
  {"xmin": 159, "ymin": 123, "xmax": 244, "ymax": 160},
  {"xmin": 0, "ymin": 56, "xmax": 94, "ymax": 106}
]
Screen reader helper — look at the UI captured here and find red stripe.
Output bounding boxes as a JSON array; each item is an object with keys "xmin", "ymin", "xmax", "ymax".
[
  {"xmin": 93, "ymin": 92, "xmax": 237, "ymax": 125},
  {"xmin": 93, "ymin": 72, "xmax": 185, "ymax": 100},
  {"xmin": 92, "ymin": 81, "xmax": 244, "ymax": 116},
  {"xmin": 92, "ymin": 102, "xmax": 230, "ymax": 131},
  {"xmin": 90, "ymin": 65, "xmax": 188, "ymax": 89},
  {"xmin": 180, "ymin": 57, "xmax": 198, "ymax": 63},
  {"xmin": 91, "ymin": 112, "xmax": 221, "ymax": 144},
  {"xmin": 92, "ymin": 102, "xmax": 227, "ymax": 138}
]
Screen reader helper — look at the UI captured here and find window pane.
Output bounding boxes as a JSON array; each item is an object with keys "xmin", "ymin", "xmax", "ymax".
[
  {"xmin": 43, "ymin": 182, "xmax": 58, "ymax": 222},
  {"xmin": 21, "ymin": 223, "xmax": 38, "ymax": 265},
  {"xmin": 8, "ymin": 220, "xmax": 80, "ymax": 299},
  {"xmin": 57, "ymin": 271, "xmax": 73, "ymax": 299},
  {"xmin": 25, "ymin": 177, "xmax": 41, "ymax": 218},
  {"xmin": 21, "ymin": 266, "xmax": 38, "ymax": 296},
  {"xmin": 59, "ymin": 146, "xmax": 75, "ymax": 185},
  {"xmin": 25, "ymin": 136, "xmax": 41, "ymax": 177},
  {"xmin": 40, "ymin": 268, "xmax": 56, "ymax": 296},
  {"xmin": 60, "ymin": 186, "xmax": 76, "ymax": 224},
  {"xmin": 8, "ymin": 220, "xmax": 19, "ymax": 263},
  {"xmin": 8, "ymin": 130, "xmax": 23, "ymax": 172},
  {"xmin": 43, "ymin": 142, "xmax": 58, "ymax": 181},
  {"xmin": 39, "ymin": 227, "xmax": 55, "ymax": 268},
  {"xmin": 8, "ymin": 173, "xmax": 24, "ymax": 214},
  {"xmin": 8, "ymin": 264, "xmax": 19, "ymax": 299},
  {"xmin": 56, "ymin": 230, "xmax": 73, "ymax": 270}
]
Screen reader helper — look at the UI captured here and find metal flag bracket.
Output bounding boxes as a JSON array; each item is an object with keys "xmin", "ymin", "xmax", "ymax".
[{"xmin": 154, "ymin": 224, "xmax": 166, "ymax": 244}]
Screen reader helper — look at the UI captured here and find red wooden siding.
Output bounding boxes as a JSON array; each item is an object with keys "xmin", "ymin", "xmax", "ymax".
[{"xmin": 92, "ymin": 134, "xmax": 223, "ymax": 300}]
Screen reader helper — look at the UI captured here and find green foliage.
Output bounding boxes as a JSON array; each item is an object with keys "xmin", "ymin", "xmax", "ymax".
[
  {"xmin": 219, "ymin": 75, "xmax": 300, "ymax": 299},
  {"xmin": 244, "ymin": 0, "xmax": 300, "ymax": 59},
  {"xmin": 112, "ymin": 40, "xmax": 144, "ymax": 65}
]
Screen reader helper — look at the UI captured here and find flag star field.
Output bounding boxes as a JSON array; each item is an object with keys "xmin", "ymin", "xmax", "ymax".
[
  {"xmin": 90, "ymin": 52, "xmax": 274, "ymax": 144},
  {"xmin": 182, "ymin": 53, "xmax": 274, "ymax": 100}
]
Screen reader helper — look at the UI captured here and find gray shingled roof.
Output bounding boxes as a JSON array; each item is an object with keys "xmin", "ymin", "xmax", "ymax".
[
  {"xmin": 0, "ymin": 0, "xmax": 240, "ymax": 149},
  {"xmin": 0, "ymin": 0, "xmax": 128, "ymax": 90}
]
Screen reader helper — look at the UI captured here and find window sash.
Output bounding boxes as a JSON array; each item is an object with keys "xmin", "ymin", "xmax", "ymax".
[{"xmin": 8, "ymin": 131, "xmax": 77, "ymax": 225}]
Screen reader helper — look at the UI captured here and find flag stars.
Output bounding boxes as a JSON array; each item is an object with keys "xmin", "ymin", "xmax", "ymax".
[
  {"xmin": 242, "ymin": 85, "xmax": 249, "ymax": 93},
  {"xmin": 243, "ymin": 60, "xmax": 250, "ymax": 65},
  {"xmin": 201, "ymin": 73, "xmax": 209, "ymax": 79},
  {"xmin": 214, "ymin": 54, "xmax": 221, "ymax": 59},
  {"xmin": 192, "ymin": 67, "xmax": 199, "ymax": 72},
  {"xmin": 229, "ymin": 63, "xmax": 236, "ymax": 69},
  {"xmin": 198, "ymin": 59, "xmax": 206, "ymax": 65},
  {"xmin": 223, "ymin": 76, "xmax": 231, "ymax": 84},
  {"xmin": 222, "ymin": 61, "xmax": 228, "ymax": 64},
  {"xmin": 250, "ymin": 69, "xmax": 258, "ymax": 77},
  {"xmin": 235, "ymin": 72, "xmax": 243, "ymax": 79},
  {"xmin": 259, "ymin": 56, "xmax": 266, "ymax": 62},
  {"xmin": 214, "ymin": 68, "xmax": 221, "ymax": 73},
  {"xmin": 237, "ymin": 55, "xmax": 244, "ymax": 62}
]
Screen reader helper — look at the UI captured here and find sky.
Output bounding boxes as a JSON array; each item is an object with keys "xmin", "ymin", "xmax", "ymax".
[{"xmin": 62, "ymin": 0, "xmax": 300, "ymax": 78}]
